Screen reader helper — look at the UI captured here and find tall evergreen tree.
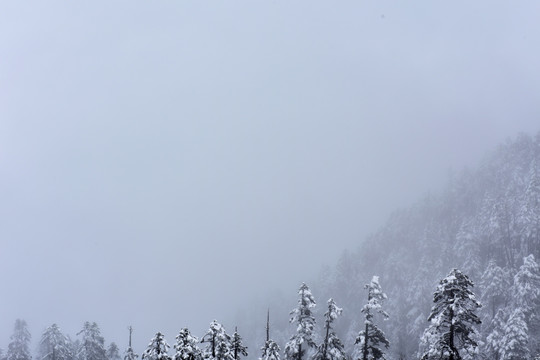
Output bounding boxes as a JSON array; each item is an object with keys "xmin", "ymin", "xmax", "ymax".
[
  {"xmin": 514, "ymin": 254, "xmax": 540, "ymax": 355},
  {"xmin": 142, "ymin": 333, "xmax": 171, "ymax": 360},
  {"xmin": 107, "ymin": 344, "xmax": 121, "ymax": 360},
  {"xmin": 259, "ymin": 342, "xmax": 280, "ymax": 360},
  {"xmin": 260, "ymin": 310, "xmax": 280, "ymax": 360},
  {"xmin": 500, "ymin": 309, "xmax": 529, "ymax": 360},
  {"xmin": 420, "ymin": 269, "xmax": 481, "ymax": 360},
  {"xmin": 484, "ymin": 309, "xmax": 507, "ymax": 360},
  {"xmin": 201, "ymin": 321, "xmax": 232, "ymax": 360},
  {"xmin": 284, "ymin": 283, "xmax": 317, "ymax": 360},
  {"xmin": 124, "ymin": 327, "xmax": 138, "ymax": 360},
  {"xmin": 77, "ymin": 322, "xmax": 107, "ymax": 360},
  {"xmin": 7, "ymin": 319, "xmax": 32, "ymax": 360},
  {"xmin": 355, "ymin": 276, "xmax": 389, "ymax": 360},
  {"xmin": 174, "ymin": 329, "xmax": 201, "ymax": 360},
  {"xmin": 230, "ymin": 328, "xmax": 247, "ymax": 360},
  {"xmin": 313, "ymin": 299, "xmax": 346, "ymax": 360},
  {"xmin": 39, "ymin": 324, "xmax": 71, "ymax": 360},
  {"xmin": 513, "ymin": 254, "xmax": 540, "ymax": 312},
  {"xmin": 479, "ymin": 260, "xmax": 510, "ymax": 319}
]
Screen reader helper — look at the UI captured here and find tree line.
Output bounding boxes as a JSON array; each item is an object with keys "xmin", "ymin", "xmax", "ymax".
[{"xmin": 1, "ymin": 268, "xmax": 487, "ymax": 360}]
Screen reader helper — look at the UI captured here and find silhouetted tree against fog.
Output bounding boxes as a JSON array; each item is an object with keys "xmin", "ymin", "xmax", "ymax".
[
  {"xmin": 355, "ymin": 277, "xmax": 389, "ymax": 360},
  {"xmin": 285, "ymin": 283, "xmax": 317, "ymax": 360},
  {"xmin": 7, "ymin": 319, "xmax": 31, "ymax": 360},
  {"xmin": 77, "ymin": 322, "xmax": 107, "ymax": 360},
  {"xmin": 312, "ymin": 299, "xmax": 346, "ymax": 360},
  {"xmin": 124, "ymin": 327, "xmax": 138, "ymax": 360},
  {"xmin": 142, "ymin": 333, "xmax": 170, "ymax": 360},
  {"xmin": 39, "ymin": 324, "xmax": 71, "ymax": 360},
  {"xmin": 230, "ymin": 328, "xmax": 247, "ymax": 360},
  {"xmin": 107, "ymin": 344, "xmax": 121, "ymax": 360},
  {"xmin": 260, "ymin": 310, "xmax": 281, "ymax": 360},
  {"xmin": 420, "ymin": 269, "xmax": 481, "ymax": 360}
]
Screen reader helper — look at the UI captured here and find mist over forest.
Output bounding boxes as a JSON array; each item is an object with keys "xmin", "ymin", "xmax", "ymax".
[
  {"xmin": 4, "ymin": 132, "xmax": 540, "ymax": 360},
  {"xmin": 2, "ymin": 1, "xmax": 540, "ymax": 360}
]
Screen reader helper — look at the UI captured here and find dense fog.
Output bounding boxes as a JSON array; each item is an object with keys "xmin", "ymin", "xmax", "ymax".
[{"xmin": 1, "ymin": 1, "xmax": 540, "ymax": 359}]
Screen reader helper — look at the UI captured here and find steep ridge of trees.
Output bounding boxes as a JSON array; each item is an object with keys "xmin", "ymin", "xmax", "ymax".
[{"xmin": 235, "ymin": 132, "xmax": 540, "ymax": 359}]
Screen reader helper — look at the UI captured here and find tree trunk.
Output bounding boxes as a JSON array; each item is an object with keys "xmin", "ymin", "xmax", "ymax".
[
  {"xmin": 322, "ymin": 319, "xmax": 330, "ymax": 360},
  {"xmin": 362, "ymin": 323, "xmax": 369, "ymax": 360}
]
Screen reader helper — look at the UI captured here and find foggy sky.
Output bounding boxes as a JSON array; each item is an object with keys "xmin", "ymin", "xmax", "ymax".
[{"xmin": 1, "ymin": 0, "xmax": 540, "ymax": 353}]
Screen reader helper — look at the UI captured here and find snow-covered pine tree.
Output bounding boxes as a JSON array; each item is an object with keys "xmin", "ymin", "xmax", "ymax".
[
  {"xmin": 107, "ymin": 344, "xmax": 121, "ymax": 360},
  {"xmin": 514, "ymin": 254, "xmax": 540, "ymax": 355},
  {"xmin": 284, "ymin": 283, "xmax": 317, "ymax": 360},
  {"xmin": 124, "ymin": 327, "xmax": 138, "ymax": 360},
  {"xmin": 420, "ymin": 269, "xmax": 481, "ymax": 360},
  {"xmin": 355, "ymin": 276, "xmax": 389, "ymax": 360},
  {"xmin": 478, "ymin": 260, "xmax": 511, "ymax": 358},
  {"xmin": 77, "ymin": 322, "xmax": 107, "ymax": 360},
  {"xmin": 313, "ymin": 299, "xmax": 346, "ymax": 360},
  {"xmin": 259, "ymin": 341, "xmax": 280, "ymax": 360},
  {"xmin": 260, "ymin": 310, "xmax": 281, "ymax": 360},
  {"xmin": 519, "ymin": 160, "xmax": 540, "ymax": 257},
  {"xmin": 174, "ymin": 328, "xmax": 202, "ymax": 360},
  {"xmin": 479, "ymin": 260, "xmax": 510, "ymax": 319},
  {"xmin": 514, "ymin": 254, "xmax": 540, "ymax": 313},
  {"xmin": 500, "ymin": 309, "xmax": 529, "ymax": 360},
  {"xmin": 484, "ymin": 309, "xmax": 507, "ymax": 360},
  {"xmin": 230, "ymin": 328, "xmax": 247, "ymax": 360},
  {"xmin": 201, "ymin": 321, "xmax": 232, "ymax": 360},
  {"xmin": 142, "ymin": 333, "xmax": 171, "ymax": 360},
  {"xmin": 7, "ymin": 319, "xmax": 32, "ymax": 360},
  {"xmin": 40, "ymin": 324, "xmax": 71, "ymax": 360}
]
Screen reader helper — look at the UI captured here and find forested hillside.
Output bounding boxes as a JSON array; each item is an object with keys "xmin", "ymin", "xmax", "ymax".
[{"xmin": 238, "ymin": 132, "xmax": 540, "ymax": 360}]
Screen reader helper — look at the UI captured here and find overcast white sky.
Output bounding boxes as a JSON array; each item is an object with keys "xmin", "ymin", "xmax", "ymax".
[{"xmin": 1, "ymin": 0, "xmax": 540, "ymax": 353}]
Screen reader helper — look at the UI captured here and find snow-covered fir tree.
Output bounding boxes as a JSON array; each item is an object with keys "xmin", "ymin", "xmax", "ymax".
[
  {"xmin": 7, "ymin": 319, "xmax": 32, "ymax": 360},
  {"xmin": 201, "ymin": 321, "xmax": 232, "ymax": 360},
  {"xmin": 513, "ymin": 254, "xmax": 540, "ymax": 313},
  {"xmin": 107, "ymin": 344, "xmax": 121, "ymax": 360},
  {"xmin": 142, "ymin": 333, "xmax": 171, "ymax": 360},
  {"xmin": 259, "ymin": 341, "xmax": 280, "ymax": 360},
  {"xmin": 174, "ymin": 328, "xmax": 202, "ymax": 360},
  {"xmin": 39, "ymin": 324, "xmax": 71, "ymax": 360},
  {"xmin": 124, "ymin": 345, "xmax": 138, "ymax": 360},
  {"xmin": 260, "ymin": 310, "xmax": 280, "ymax": 360},
  {"xmin": 420, "ymin": 269, "xmax": 481, "ymax": 360},
  {"xmin": 313, "ymin": 299, "xmax": 346, "ymax": 360},
  {"xmin": 230, "ymin": 328, "xmax": 247, "ymax": 360},
  {"xmin": 500, "ymin": 308, "xmax": 529, "ymax": 360},
  {"xmin": 513, "ymin": 254, "xmax": 540, "ymax": 355},
  {"xmin": 484, "ymin": 309, "xmax": 507, "ymax": 360},
  {"xmin": 284, "ymin": 283, "xmax": 317, "ymax": 360},
  {"xmin": 77, "ymin": 322, "xmax": 107, "ymax": 360},
  {"xmin": 124, "ymin": 327, "xmax": 138, "ymax": 360},
  {"xmin": 479, "ymin": 260, "xmax": 510, "ymax": 320},
  {"xmin": 355, "ymin": 276, "xmax": 389, "ymax": 360}
]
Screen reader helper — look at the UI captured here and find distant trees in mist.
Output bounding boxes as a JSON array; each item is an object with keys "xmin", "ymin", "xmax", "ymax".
[{"xmin": 1, "ymin": 271, "xmax": 487, "ymax": 360}]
